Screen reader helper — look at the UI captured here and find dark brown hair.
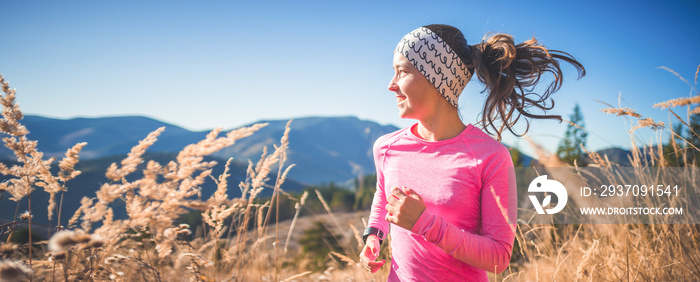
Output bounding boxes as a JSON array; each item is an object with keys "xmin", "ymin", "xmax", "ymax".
[{"xmin": 424, "ymin": 24, "xmax": 585, "ymax": 141}]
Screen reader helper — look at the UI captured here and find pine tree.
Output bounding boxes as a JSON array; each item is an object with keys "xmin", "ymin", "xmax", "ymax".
[
  {"xmin": 662, "ymin": 123, "xmax": 685, "ymax": 166},
  {"xmin": 556, "ymin": 103, "xmax": 588, "ymax": 165},
  {"xmin": 353, "ymin": 174, "xmax": 377, "ymax": 211},
  {"xmin": 509, "ymin": 146, "xmax": 526, "ymax": 167}
]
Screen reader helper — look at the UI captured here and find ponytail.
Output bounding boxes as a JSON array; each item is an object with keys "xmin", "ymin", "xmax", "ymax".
[
  {"xmin": 471, "ymin": 34, "xmax": 585, "ymax": 140},
  {"xmin": 423, "ymin": 24, "xmax": 586, "ymax": 141}
]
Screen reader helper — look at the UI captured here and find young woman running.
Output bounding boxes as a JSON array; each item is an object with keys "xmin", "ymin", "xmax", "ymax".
[{"xmin": 359, "ymin": 24, "xmax": 585, "ymax": 281}]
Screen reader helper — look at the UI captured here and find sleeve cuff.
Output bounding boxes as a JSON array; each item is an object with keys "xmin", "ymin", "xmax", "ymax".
[{"xmin": 410, "ymin": 208, "xmax": 433, "ymax": 235}]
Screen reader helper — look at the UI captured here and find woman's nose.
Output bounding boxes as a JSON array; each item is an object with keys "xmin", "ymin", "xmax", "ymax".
[{"xmin": 388, "ymin": 77, "xmax": 399, "ymax": 92}]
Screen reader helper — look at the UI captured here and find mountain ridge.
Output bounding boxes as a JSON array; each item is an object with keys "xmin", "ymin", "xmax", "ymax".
[{"xmin": 3, "ymin": 115, "xmax": 401, "ymax": 185}]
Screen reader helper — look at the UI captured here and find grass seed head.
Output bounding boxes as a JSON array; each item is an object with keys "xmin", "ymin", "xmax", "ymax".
[
  {"xmin": 0, "ymin": 244, "xmax": 18, "ymax": 258},
  {"xmin": 0, "ymin": 260, "xmax": 32, "ymax": 282},
  {"xmin": 601, "ymin": 107, "xmax": 642, "ymax": 118},
  {"xmin": 88, "ymin": 235, "xmax": 105, "ymax": 249},
  {"xmin": 18, "ymin": 211, "xmax": 32, "ymax": 221},
  {"xmin": 48, "ymin": 230, "xmax": 78, "ymax": 252},
  {"xmin": 51, "ymin": 251, "xmax": 67, "ymax": 260}
]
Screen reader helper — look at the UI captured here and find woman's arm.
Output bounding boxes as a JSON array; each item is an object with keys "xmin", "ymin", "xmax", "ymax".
[
  {"xmin": 359, "ymin": 135, "xmax": 392, "ymax": 271},
  {"xmin": 366, "ymin": 135, "xmax": 391, "ymax": 236}
]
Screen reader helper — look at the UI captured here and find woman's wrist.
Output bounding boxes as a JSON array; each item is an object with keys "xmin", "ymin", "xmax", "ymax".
[
  {"xmin": 363, "ymin": 227, "xmax": 385, "ymax": 245},
  {"xmin": 410, "ymin": 207, "xmax": 433, "ymax": 235},
  {"xmin": 366, "ymin": 234, "xmax": 379, "ymax": 244}
]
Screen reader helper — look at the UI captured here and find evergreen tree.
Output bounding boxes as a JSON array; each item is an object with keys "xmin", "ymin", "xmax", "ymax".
[
  {"xmin": 556, "ymin": 103, "xmax": 588, "ymax": 165},
  {"xmin": 353, "ymin": 174, "xmax": 377, "ymax": 211},
  {"xmin": 509, "ymin": 146, "xmax": 526, "ymax": 167},
  {"xmin": 662, "ymin": 123, "xmax": 685, "ymax": 167},
  {"xmin": 664, "ymin": 114, "xmax": 700, "ymax": 167}
]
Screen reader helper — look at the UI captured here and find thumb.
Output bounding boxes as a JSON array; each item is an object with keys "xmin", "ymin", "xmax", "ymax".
[
  {"xmin": 371, "ymin": 243, "xmax": 380, "ymax": 256},
  {"xmin": 364, "ymin": 243, "xmax": 377, "ymax": 260}
]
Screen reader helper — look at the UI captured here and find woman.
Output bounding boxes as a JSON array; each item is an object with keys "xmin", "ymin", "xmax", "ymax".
[{"xmin": 359, "ymin": 24, "xmax": 584, "ymax": 281}]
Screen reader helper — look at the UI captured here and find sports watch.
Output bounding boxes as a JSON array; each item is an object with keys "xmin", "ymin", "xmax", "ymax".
[{"xmin": 362, "ymin": 227, "xmax": 385, "ymax": 246}]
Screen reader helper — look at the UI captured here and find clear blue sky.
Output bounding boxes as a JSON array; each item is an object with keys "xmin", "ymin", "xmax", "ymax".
[{"xmin": 2, "ymin": 0, "xmax": 699, "ymax": 157}]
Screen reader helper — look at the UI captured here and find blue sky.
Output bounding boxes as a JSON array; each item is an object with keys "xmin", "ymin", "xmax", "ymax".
[{"xmin": 1, "ymin": 0, "xmax": 699, "ymax": 157}]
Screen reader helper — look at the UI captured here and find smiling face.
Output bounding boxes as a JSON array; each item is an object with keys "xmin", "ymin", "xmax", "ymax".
[{"xmin": 388, "ymin": 52, "xmax": 443, "ymax": 121}]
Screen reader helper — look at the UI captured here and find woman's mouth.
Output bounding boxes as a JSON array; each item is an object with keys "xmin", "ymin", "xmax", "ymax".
[{"xmin": 396, "ymin": 95, "xmax": 407, "ymax": 104}]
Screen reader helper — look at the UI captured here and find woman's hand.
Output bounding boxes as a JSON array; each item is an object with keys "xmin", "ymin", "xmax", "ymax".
[
  {"xmin": 359, "ymin": 234, "xmax": 385, "ymax": 273},
  {"xmin": 385, "ymin": 186, "xmax": 426, "ymax": 231}
]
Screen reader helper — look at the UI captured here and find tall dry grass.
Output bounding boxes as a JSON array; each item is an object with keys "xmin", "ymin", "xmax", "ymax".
[
  {"xmin": 0, "ymin": 73, "xmax": 388, "ymax": 281},
  {"xmin": 0, "ymin": 74, "xmax": 315, "ymax": 281},
  {"xmin": 489, "ymin": 64, "xmax": 700, "ymax": 281}
]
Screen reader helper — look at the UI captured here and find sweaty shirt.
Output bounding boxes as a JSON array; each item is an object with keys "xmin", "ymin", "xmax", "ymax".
[{"xmin": 367, "ymin": 123, "xmax": 517, "ymax": 281}]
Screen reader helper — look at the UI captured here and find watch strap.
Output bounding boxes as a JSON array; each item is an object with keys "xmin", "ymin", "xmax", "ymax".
[{"xmin": 363, "ymin": 227, "xmax": 385, "ymax": 246}]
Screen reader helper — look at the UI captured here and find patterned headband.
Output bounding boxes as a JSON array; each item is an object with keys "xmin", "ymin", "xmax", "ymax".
[{"xmin": 395, "ymin": 27, "xmax": 471, "ymax": 107}]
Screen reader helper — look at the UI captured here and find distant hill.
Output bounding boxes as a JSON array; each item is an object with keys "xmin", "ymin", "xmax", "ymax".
[
  {"xmin": 1, "ymin": 115, "xmax": 207, "ymax": 160},
  {"xmin": 587, "ymin": 147, "xmax": 634, "ymax": 166},
  {"xmin": 210, "ymin": 116, "xmax": 399, "ymax": 185},
  {"xmin": 582, "ymin": 146, "xmax": 655, "ymax": 166},
  {"xmin": 1, "ymin": 115, "xmax": 399, "ymax": 185}
]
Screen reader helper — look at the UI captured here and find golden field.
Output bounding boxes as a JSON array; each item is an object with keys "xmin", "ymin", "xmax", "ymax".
[{"xmin": 0, "ymin": 66, "xmax": 699, "ymax": 281}]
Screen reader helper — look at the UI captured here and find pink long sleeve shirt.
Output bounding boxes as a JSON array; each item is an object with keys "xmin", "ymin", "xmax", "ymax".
[{"xmin": 367, "ymin": 123, "xmax": 517, "ymax": 281}]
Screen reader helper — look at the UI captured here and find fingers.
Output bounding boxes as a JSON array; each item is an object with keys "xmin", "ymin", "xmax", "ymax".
[
  {"xmin": 386, "ymin": 187, "xmax": 404, "ymax": 213},
  {"xmin": 384, "ymin": 211, "xmax": 395, "ymax": 224},
  {"xmin": 384, "ymin": 186, "xmax": 426, "ymax": 231},
  {"xmin": 384, "ymin": 202, "xmax": 395, "ymax": 215},
  {"xmin": 385, "ymin": 201, "xmax": 400, "ymax": 224},
  {"xmin": 368, "ymin": 260, "xmax": 386, "ymax": 273},
  {"xmin": 385, "ymin": 187, "xmax": 409, "ymax": 220},
  {"xmin": 385, "ymin": 187, "xmax": 406, "ymax": 225},
  {"xmin": 391, "ymin": 186, "xmax": 423, "ymax": 202},
  {"xmin": 391, "ymin": 186, "xmax": 408, "ymax": 199},
  {"xmin": 404, "ymin": 187, "xmax": 423, "ymax": 201},
  {"xmin": 359, "ymin": 243, "xmax": 385, "ymax": 273},
  {"xmin": 369, "ymin": 236, "xmax": 381, "ymax": 256},
  {"xmin": 359, "ymin": 258, "xmax": 384, "ymax": 272},
  {"xmin": 387, "ymin": 187, "xmax": 402, "ymax": 205},
  {"xmin": 359, "ymin": 246, "xmax": 373, "ymax": 271},
  {"xmin": 362, "ymin": 243, "xmax": 377, "ymax": 261}
]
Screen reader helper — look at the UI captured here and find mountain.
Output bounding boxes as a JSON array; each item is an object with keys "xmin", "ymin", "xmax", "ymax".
[
  {"xmin": 210, "ymin": 116, "xmax": 399, "ymax": 185},
  {"xmin": 1, "ymin": 115, "xmax": 208, "ymax": 160},
  {"xmin": 583, "ymin": 147, "xmax": 650, "ymax": 166},
  {"xmin": 1, "ymin": 115, "xmax": 400, "ymax": 185}
]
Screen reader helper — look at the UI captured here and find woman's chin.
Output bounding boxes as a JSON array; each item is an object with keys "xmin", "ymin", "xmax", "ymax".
[
  {"xmin": 398, "ymin": 111, "xmax": 414, "ymax": 120},
  {"xmin": 397, "ymin": 110, "xmax": 408, "ymax": 119}
]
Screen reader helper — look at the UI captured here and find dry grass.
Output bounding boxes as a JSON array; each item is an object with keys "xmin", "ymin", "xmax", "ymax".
[
  {"xmin": 0, "ymin": 74, "xmax": 389, "ymax": 281},
  {"xmin": 0, "ymin": 74, "xmax": 303, "ymax": 281},
  {"xmin": 0, "ymin": 63, "xmax": 699, "ymax": 282},
  {"xmin": 489, "ymin": 64, "xmax": 700, "ymax": 281}
]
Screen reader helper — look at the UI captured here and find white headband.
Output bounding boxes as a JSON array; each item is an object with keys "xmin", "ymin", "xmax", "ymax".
[{"xmin": 395, "ymin": 27, "xmax": 471, "ymax": 107}]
